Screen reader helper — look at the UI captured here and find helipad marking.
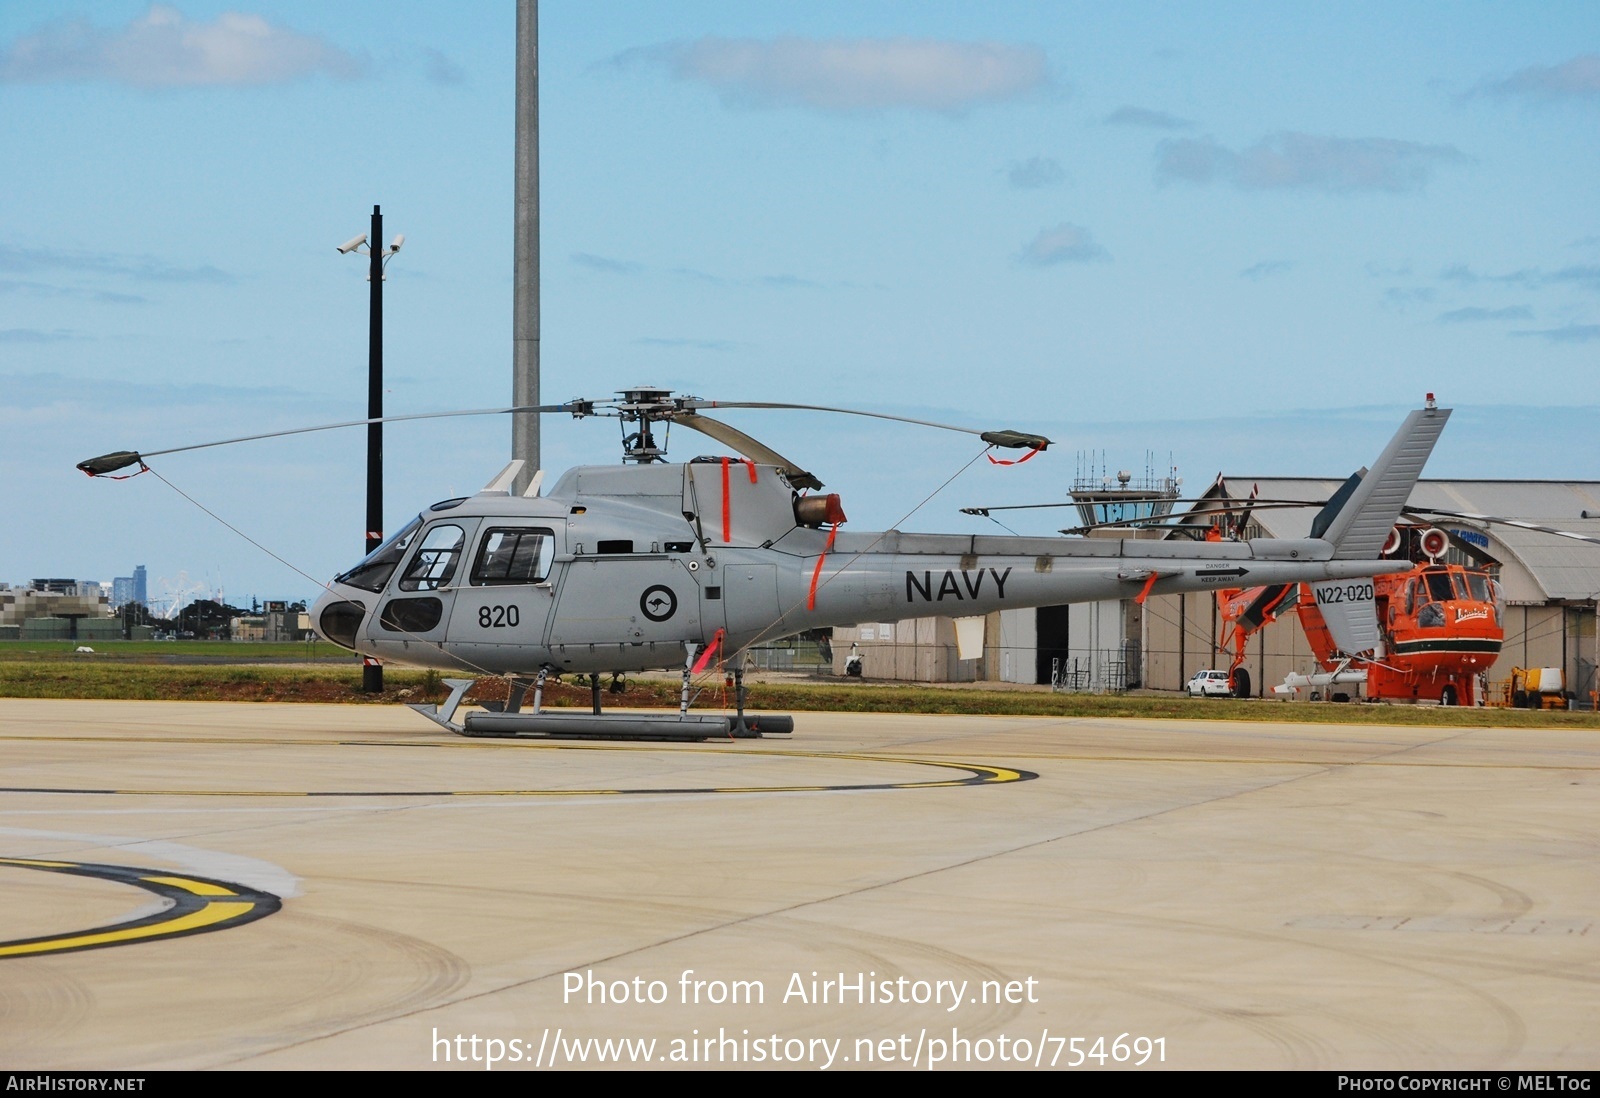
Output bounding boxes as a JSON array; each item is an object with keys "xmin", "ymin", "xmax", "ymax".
[{"xmin": 0, "ymin": 857, "xmax": 280, "ymax": 958}]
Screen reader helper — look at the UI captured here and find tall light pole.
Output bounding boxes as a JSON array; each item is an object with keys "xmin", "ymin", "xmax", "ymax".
[
  {"xmin": 512, "ymin": 0, "xmax": 539, "ymax": 492},
  {"xmin": 338, "ymin": 207, "xmax": 404, "ymax": 693}
]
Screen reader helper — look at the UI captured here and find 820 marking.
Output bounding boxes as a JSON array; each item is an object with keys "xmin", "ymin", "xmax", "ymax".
[{"xmin": 478, "ymin": 604, "xmax": 521, "ymax": 628}]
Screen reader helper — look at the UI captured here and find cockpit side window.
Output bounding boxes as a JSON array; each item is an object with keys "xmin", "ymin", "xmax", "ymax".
[
  {"xmin": 471, "ymin": 528, "xmax": 555, "ymax": 585},
  {"xmin": 335, "ymin": 517, "xmax": 422, "ymax": 593},
  {"xmin": 398, "ymin": 524, "xmax": 465, "ymax": 591}
]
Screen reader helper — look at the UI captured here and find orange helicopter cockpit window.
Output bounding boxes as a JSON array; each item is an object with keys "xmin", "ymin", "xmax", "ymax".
[
  {"xmin": 1425, "ymin": 571, "xmax": 1455, "ymax": 603},
  {"xmin": 1466, "ymin": 573, "xmax": 1491, "ymax": 602}
]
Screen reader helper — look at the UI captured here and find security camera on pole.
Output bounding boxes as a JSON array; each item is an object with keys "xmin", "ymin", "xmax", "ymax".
[{"xmin": 338, "ymin": 206, "xmax": 404, "ymax": 693}]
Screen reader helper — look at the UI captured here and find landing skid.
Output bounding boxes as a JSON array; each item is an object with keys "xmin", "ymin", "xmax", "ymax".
[{"xmin": 406, "ymin": 674, "xmax": 795, "ymax": 741}]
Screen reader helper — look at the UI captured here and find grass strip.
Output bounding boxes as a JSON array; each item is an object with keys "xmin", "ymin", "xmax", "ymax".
[{"xmin": 0, "ymin": 660, "xmax": 1594, "ymax": 729}]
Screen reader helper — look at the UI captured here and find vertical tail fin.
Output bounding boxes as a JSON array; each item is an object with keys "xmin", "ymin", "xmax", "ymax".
[
  {"xmin": 1313, "ymin": 403, "xmax": 1450, "ymax": 559},
  {"xmin": 1307, "ymin": 402, "xmax": 1451, "ymax": 657}
]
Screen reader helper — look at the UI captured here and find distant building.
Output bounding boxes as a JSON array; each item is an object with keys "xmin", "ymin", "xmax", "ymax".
[
  {"xmin": 1, "ymin": 584, "xmax": 113, "ymax": 640},
  {"xmin": 111, "ymin": 565, "xmax": 148, "ymax": 609},
  {"xmin": 31, "ymin": 579, "xmax": 81, "ymax": 594},
  {"xmin": 231, "ymin": 601, "xmax": 307, "ymax": 642}
]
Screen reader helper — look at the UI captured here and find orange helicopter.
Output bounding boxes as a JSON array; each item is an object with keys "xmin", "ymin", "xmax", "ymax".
[{"xmin": 1216, "ymin": 523, "xmax": 1502, "ymax": 705}]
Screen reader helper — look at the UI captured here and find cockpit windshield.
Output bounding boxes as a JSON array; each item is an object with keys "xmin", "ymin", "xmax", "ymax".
[
  {"xmin": 333, "ymin": 516, "xmax": 423, "ymax": 593},
  {"xmin": 398, "ymin": 524, "xmax": 465, "ymax": 591}
]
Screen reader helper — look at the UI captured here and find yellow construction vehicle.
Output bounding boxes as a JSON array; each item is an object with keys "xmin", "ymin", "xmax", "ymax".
[{"xmin": 1498, "ymin": 667, "xmax": 1571, "ymax": 709}]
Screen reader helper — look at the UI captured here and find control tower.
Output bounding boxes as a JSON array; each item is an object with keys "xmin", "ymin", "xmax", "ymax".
[{"xmin": 1069, "ymin": 452, "xmax": 1181, "ymax": 537}]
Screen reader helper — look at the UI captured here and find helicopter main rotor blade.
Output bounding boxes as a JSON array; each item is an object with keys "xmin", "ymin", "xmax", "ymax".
[
  {"xmin": 960, "ymin": 496, "xmax": 1326, "ymax": 517},
  {"xmin": 689, "ymin": 402, "xmax": 1051, "ymax": 450},
  {"xmin": 76, "ymin": 390, "xmax": 1053, "ymax": 479},
  {"xmin": 1051, "ymin": 500, "xmax": 1341, "ymax": 536},
  {"xmin": 1400, "ymin": 508, "xmax": 1600, "ymax": 547},
  {"xmin": 1047, "ymin": 504, "xmax": 1600, "ymax": 547},
  {"xmin": 674, "ymin": 413, "xmax": 825, "ymax": 491},
  {"xmin": 76, "ymin": 403, "xmax": 582, "ymax": 477}
]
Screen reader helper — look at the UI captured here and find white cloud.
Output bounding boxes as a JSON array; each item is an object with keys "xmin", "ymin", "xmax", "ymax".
[
  {"xmin": 1382, "ymin": 287, "xmax": 1436, "ymax": 308},
  {"xmin": 1437, "ymin": 305, "xmax": 1533, "ymax": 323},
  {"xmin": 1472, "ymin": 54, "xmax": 1600, "ymax": 102},
  {"xmin": 0, "ymin": 328, "xmax": 77, "ymax": 343},
  {"xmin": 616, "ymin": 36, "xmax": 1050, "ymax": 114},
  {"xmin": 1240, "ymin": 260, "xmax": 1293, "ymax": 281},
  {"xmin": 0, "ymin": 243, "xmax": 232, "ymax": 283},
  {"xmin": 571, "ymin": 252, "xmax": 642, "ymax": 275},
  {"xmin": 635, "ymin": 337, "xmax": 741, "ymax": 352},
  {"xmin": 1157, "ymin": 132, "xmax": 1468, "ymax": 193},
  {"xmin": 0, "ymin": 4, "xmax": 363, "ymax": 87},
  {"xmin": 1006, "ymin": 156, "xmax": 1065, "ymax": 189},
  {"xmin": 423, "ymin": 47, "xmax": 464, "ymax": 87},
  {"xmin": 1438, "ymin": 263, "xmax": 1598, "ymax": 291},
  {"xmin": 1104, "ymin": 105, "xmax": 1193, "ymax": 130},
  {"xmin": 1511, "ymin": 323, "xmax": 1600, "ymax": 343},
  {"xmin": 1018, "ymin": 223, "xmax": 1108, "ymax": 266}
]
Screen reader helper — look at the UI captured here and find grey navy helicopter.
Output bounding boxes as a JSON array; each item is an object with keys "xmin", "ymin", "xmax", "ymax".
[{"xmin": 78, "ymin": 388, "xmax": 1450, "ymax": 740}]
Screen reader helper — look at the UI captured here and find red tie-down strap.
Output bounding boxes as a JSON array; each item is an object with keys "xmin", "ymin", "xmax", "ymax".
[
  {"xmin": 806, "ymin": 524, "xmax": 841, "ymax": 611},
  {"xmin": 720, "ymin": 458, "xmax": 732, "ymax": 542},
  {"xmin": 692, "ymin": 629, "xmax": 725, "ymax": 674},
  {"xmin": 986, "ymin": 445, "xmax": 1043, "ymax": 467},
  {"xmin": 86, "ymin": 461, "xmax": 151, "ymax": 481},
  {"xmin": 717, "ymin": 456, "xmax": 762, "ymax": 543},
  {"xmin": 719, "ymin": 457, "xmax": 761, "ymax": 543}
]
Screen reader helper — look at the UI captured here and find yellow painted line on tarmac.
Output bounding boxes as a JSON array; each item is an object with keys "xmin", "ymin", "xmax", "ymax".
[
  {"xmin": 0, "ymin": 857, "xmax": 76, "ymax": 868},
  {"xmin": 140, "ymin": 876, "xmax": 236, "ymax": 896},
  {"xmin": 903, "ymin": 752, "xmax": 1600, "ymax": 771},
  {"xmin": 0, "ymin": 902, "xmax": 255, "ymax": 958},
  {"xmin": 0, "ymin": 747, "xmax": 1035, "ymax": 798},
  {"xmin": 0, "ymin": 858, "xmax": 280, "ymax": 959}
]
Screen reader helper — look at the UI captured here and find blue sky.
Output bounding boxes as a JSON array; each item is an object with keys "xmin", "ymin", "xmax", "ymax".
[{"xmin": 2, "ymin": 2, "xmax": 1596, "ymax": 608}]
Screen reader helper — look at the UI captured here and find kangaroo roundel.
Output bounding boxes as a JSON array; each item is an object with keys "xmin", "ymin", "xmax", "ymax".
[{"xmin": 640, "ymin": 585, "xmax": 677, "ymax": 622}]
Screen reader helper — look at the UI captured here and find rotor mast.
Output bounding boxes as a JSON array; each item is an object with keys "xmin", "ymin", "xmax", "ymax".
[{"xmin": 617, "ymin": 386, "xmax": 675, "ymax": 463}]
